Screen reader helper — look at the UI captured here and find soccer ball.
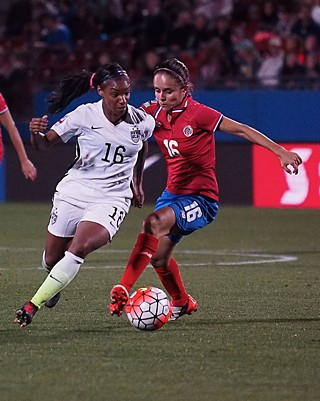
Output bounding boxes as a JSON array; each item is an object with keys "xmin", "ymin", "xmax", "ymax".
[{"xmin": 126, "ymin": 286, "xmax": 172, "ymax": 331}]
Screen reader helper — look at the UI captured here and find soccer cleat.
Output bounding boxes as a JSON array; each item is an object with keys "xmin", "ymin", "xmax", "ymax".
[
  {"xmin": 169, "ymin": 294, "xmax": 198, "ymax": 321},
  {"xmin": 109, "ymin": 284, "xmax": 129, "ymax": 316},
  {"xmin": 15, "ymin": 300, "xmax": 38, "ymax": 328},
  {"xmin": 45, "ymin": 292, "xmax": 61, "ymax": 308}
]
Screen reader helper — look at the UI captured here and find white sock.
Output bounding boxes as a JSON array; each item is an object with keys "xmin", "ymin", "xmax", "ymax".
[{"xmin": 42, "ymin": 251, "xmax": 52, "ymax": 273}]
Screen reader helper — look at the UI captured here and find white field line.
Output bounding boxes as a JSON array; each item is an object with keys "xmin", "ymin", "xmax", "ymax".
[{"xmin": 0, "ymin": 247, "xmax": 297, "ymax": 270}]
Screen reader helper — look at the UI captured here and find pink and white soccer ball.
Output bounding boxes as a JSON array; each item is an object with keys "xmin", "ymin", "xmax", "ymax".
[{"xmin": 126, "ymin": 286, "xmax": 172, "ymax": 331}]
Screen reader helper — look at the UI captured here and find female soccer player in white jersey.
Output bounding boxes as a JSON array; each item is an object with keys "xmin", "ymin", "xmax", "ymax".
[
  {"xmin": 109, "ymin": 58, "xmax": 303, "ymax": 321},
  {"xmin": 15, "ymin": 63, "xmax": 155, "ymax": 327}
]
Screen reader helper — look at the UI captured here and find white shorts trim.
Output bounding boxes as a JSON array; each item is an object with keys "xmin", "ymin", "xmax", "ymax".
[{"xmin": 48, "ymin": 193, "xmax": 130, "ymax": 240}]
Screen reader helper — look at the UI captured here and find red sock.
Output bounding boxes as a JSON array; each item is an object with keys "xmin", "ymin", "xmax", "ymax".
[
  {"xmin": 120, "ymin": 233, "xmax": 158, "ymax": 292},
  {"xmin": 155, "ymin": 258, "xmax": 188, "ymax": 306}
]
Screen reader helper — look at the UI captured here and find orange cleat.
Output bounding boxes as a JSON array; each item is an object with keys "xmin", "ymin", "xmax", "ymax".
[
  {"xmin": 109, "ymin": 284, "xmax": 129, "ymax": 316},
  {"xmin": 169, "ymin": 294, "xmax": 198, "ymax": 321}
]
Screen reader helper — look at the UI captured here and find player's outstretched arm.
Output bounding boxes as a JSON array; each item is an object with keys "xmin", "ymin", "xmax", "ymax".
[{"xmin": 219, "ymin": 116, "xmax": 303, "ymax": 175}]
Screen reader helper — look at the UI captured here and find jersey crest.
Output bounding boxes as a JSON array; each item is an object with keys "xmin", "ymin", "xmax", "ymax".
[
  {"xmin": 130, "ymin": 126, "xmax": 141, "ymax": 143},
  {"xmin": 183, "ymin": 125, "xmax": 193, "ymax": 137}
]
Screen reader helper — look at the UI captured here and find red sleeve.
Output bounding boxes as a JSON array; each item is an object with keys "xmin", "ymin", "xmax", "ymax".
[
  {"xmin": 140, "ymin": 100, "xmax": 158, "ymax": 116},
  {"xmin": 0, "ymin": 93, "xmax": 8, "ymax": 114},
  {"xmin": 195, "ymin": 104, "xmax": 223, "ymax": 133}
]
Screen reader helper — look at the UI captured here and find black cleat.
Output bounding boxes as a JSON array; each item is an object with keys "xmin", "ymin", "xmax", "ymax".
[{"xmin": 15, "ymin": 301, "xmax": 38, "ymax": 328}]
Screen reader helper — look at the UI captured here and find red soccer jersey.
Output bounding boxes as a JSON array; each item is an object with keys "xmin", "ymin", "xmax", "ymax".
[
  {"xmin": 142, "ymin": 96, "xmax": 223, "ymax": 201},
  {"xmin": 0, "ymin": 92, "xmax": 8, "ymax": 162}
]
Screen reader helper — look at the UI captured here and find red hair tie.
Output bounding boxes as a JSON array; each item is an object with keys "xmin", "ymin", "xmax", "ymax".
[{"xmin": 90, "ymin": 73, "xmax": 96, "ymax": 88}]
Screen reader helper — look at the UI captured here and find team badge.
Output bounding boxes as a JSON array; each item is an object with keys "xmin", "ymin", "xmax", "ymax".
[
  {"xmin": 131, "ymin": 126, "xmax": 141, "ymax": 143},
  {"xmin": 183, "ymin": 125, "xmax": 193, "ymax": 137},
  {"xmin": 50, "ymin": 208, "xmax": 58, "ymax": 225}
]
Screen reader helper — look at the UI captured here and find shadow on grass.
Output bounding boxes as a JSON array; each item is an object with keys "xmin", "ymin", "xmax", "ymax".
[
  {"xmin": 178, "ymin": 316, "xmax": 320, "ymax": 328},
  {"xmin": 3, "ymin": 316, "xmax": 319, "ymax": 338}
]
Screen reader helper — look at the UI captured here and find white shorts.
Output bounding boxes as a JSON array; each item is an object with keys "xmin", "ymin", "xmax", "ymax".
[{"xmin": 48, "ymin": 193, "xmax": 131, "ymax": 240}]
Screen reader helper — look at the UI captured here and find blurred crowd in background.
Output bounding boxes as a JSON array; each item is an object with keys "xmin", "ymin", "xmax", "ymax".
[{"xmin": 1, "ymin": 0, "xmax": 320, "ymax": 119}]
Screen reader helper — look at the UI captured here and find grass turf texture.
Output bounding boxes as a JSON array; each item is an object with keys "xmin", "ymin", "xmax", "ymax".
[{"xmin": 0, "ymin": 203, "xmax": 319, "ymax": 401}]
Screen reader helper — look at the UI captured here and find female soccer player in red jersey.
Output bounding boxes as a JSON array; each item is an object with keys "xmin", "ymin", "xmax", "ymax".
[
  {"xmin": 0, "ymin": 92, "xmax": 37, "ymax": 181},
  {"xmin": 110, "ymin": 58, "xmax": 302, "ymax": 320}
]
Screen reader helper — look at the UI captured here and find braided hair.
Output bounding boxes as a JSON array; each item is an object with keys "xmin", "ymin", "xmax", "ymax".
[{"xmin": 47, "ymin": 63, "xmax": 129, "ymax": 114}]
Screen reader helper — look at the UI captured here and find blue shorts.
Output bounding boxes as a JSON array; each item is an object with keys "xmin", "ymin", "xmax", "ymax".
[{"xmin": 154, "ymin": 190, "xmax": 219, "ymax": 243}]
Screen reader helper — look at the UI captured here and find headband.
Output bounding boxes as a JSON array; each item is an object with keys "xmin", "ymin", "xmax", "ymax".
[
  {"xmin": 90, "ymin": 69, "xmax": 128, "ymax": 89},
  {"xmin": 100, "ymin": 70, "xmax": 128, "ymax": 83},
  {"xmin": 154, "ymin": 67, "xmax": 186, "ymax": 85}
]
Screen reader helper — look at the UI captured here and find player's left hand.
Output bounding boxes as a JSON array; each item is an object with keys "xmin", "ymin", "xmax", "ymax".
[
  {"xmin": 132, "ymin": 185, "xmax": 145, "ymax": 208},
  {"xmin": 280, "ymin": 150, "xmax": 302, "ymax": 175},
  {"xmin": 21, "ymin": 159, "xmax": 37, "ymax": 181}
]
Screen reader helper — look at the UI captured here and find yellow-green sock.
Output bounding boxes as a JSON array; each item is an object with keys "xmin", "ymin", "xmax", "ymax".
[{"xmin": 31, "ymin": 251, "xmax": 83, "ymax": 308}]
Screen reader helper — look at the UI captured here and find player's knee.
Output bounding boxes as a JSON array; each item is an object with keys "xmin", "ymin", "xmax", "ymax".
[
  {"xmin": 43, "ymin": 251, "xmax": 62, "ymax": 270},
  {"xmin": 143, "ymin": 213, "xmax": 163, "ymax": 236},
  {"xmin": 151, "ymin": 260, "xmax": 167, "ymax": 269},
  {"xmin": 151, "ymin": 256, "xmax": 169, "ymax": 269},
  {"xmin": 68, "ymin": 242, "xmax": 91, "ymax": 259}
]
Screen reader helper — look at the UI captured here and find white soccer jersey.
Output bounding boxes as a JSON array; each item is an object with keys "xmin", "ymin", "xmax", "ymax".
[{"xmin": 51, "ymin": 100, "xmax": 155, "ymax": 202}]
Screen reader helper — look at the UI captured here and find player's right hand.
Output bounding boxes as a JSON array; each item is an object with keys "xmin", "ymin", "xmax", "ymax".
[{"xmin": 29, "ymin": 115, "xmax": 48, "ymax": 134}]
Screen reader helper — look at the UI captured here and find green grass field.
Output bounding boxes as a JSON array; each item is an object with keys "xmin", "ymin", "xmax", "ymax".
[{"xmin": 0, "ymin": 203, "xmax": 319, "ymax": 401}]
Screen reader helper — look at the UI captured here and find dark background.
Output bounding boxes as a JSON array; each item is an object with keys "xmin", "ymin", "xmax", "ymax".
[{"xmin": 5, "ymin": 141, "xmax": 252, "ymax": 205}]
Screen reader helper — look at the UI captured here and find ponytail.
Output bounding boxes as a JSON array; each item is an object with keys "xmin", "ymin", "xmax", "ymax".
[
  {"xmin": 47, "ymin": 63, "xmax": 129, "ymax": 114},
  {"xmin": 47, "ymin": 71, "xmax": 92, "ymax": 114}
]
